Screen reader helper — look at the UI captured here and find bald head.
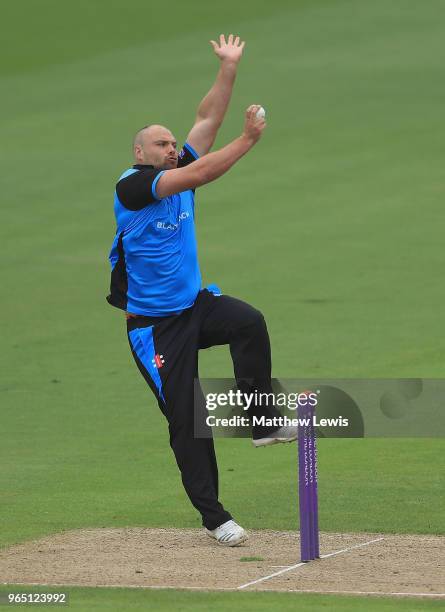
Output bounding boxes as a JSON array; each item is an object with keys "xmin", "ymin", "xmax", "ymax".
[
  {"xmin": 133, "ymin": 124, "xmax": 178, "ymax": 169},
  {"xmin": 133, "ymin": 124, "xmax": 167, "ymax": 147}
]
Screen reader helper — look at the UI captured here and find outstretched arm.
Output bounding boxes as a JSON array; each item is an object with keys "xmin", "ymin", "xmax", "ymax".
[{"xmin": 186, "ymin": 34, "xmax": 245, "ymax": 157}]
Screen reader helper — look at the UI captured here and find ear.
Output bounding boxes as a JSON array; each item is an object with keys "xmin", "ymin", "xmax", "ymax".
[{"xmin": 134, "ymin": 145, "xmax": 143, "ymax": 163}]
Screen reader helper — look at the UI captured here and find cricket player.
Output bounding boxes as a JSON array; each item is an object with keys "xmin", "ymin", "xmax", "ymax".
[{"xmin": 107, "ymin": 35, "xmax": 297, "ymax": 546}]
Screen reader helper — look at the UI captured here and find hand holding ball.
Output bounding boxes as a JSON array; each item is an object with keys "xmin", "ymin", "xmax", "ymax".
[
  {"xmin": 243, "ymin": 104, "xmax": 267, "ymax": 144},
  {"xmin": 256, "ymin": 106, "xmax": 266, "ymax": 119}
]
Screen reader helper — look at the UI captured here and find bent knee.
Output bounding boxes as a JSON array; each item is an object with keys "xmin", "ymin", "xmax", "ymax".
[{"xmin": 237, "ymin": 306, "xmax": 266, "ymax": 332}]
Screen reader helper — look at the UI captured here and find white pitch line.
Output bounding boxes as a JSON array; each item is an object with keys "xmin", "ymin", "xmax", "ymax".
[
  {"xmin": 320, "ymin": 536, "xmax": 384, "ymax": 560},
  {"xmin": 1, "ymin": 582, "xmax": 233, "ymax": 591},
  {"xmin": 238, "ymin": 561, "xmax": 307, "ymax": 589},
  {"xmin": 282, "ymin": 588, "xmax": 445, "ymax": 598},
  {"xmin": 237, "ymin": 537, "xmax": 384, "ymax": 590},
  {"xmin": 2, "ymin": 581, "xmax": 445, "ymax": 598}
]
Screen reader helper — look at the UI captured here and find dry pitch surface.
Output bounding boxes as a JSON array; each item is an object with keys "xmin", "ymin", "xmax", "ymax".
[{"xmin": 1, "ymin": 529, "xmax": 444, "ymax": 599}]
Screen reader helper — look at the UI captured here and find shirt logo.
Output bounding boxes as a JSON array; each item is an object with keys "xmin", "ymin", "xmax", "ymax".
[
  {"xmin": 157, "ymin": 211, "xmax": 190, "ymax": 231},
  {"xmin": 152, "ymin": 354, "xmax": 165, "ymax": 369}
]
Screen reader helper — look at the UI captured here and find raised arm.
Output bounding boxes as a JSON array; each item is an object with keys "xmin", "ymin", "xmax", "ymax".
[
  {"xmin": 185, "ymin": 34, "xmax": 245, "ymax": 157},
  {"xmin": 156, "ymin": 105, "xmax": 266, "ymax": 199}
]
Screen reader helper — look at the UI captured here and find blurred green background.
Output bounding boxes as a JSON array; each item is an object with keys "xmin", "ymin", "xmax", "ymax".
[{"xmin": 1, "ymin": 0, "xmax": 444, "ymax": 609}]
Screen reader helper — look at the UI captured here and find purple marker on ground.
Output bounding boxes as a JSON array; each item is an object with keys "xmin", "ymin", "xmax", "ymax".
[
  {"xmin": 298, "ymin": 417, "xmax": 311, "ymax": 562},
  {"xmin": 298, "ymin": 399, "xmax": 319, "ymax": 562},
  {"xmin": 308, "ymin": 404, "xmax": 320, "ymax": 558}
]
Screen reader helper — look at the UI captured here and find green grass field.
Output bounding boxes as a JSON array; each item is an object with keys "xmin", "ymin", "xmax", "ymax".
[
  {"xmin": 1, "ymin": 587, "xmax": 445, "ymax": 612},
  {"xmin": 1, "ymin": 0, "xmax": 444, "ymax": 609}
]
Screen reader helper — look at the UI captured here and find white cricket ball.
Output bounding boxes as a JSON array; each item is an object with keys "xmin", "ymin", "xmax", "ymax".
[{"xmin": 256, "ymin": 106, "xmax": 266, "ymax": 119}]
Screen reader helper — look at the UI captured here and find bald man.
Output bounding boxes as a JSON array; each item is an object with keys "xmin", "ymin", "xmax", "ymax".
[{"xmin": 107, "ymin": 35, "xmax": 297, "ymax": 547}]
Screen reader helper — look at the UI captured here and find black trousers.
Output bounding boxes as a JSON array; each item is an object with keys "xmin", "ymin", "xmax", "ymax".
[{"xmin": 126, "ymin": 289, "xmax": 280, "ymax": 530}]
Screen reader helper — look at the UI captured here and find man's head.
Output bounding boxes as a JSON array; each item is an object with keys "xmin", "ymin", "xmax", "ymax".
[{"xmin": 133, "ymin": 124, "xmax": 178, "ymax": 169}]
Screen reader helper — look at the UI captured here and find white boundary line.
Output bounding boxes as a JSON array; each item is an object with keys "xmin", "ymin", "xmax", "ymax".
[
  {"xmin": 237, "ymin": 537, "xmax": 384, "ymax": 589},
  {"xmin": 2, "ymin": 581, "xmax": 445, "ymax": 599}
]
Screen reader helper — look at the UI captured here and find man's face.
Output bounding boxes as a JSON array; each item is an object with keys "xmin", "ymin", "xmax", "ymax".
[{"xmin": 134, "ymin": 126, "xmax": 178, "ymax": 169}]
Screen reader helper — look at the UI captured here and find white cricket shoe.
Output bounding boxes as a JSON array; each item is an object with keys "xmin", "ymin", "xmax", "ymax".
[
  {"xmin": 252, "ymin": 425, "xmax": 299, "ymax": 447},
  {"xmin": 205, "ymin": 520, "xmax": 249, "ymax": 547}
]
